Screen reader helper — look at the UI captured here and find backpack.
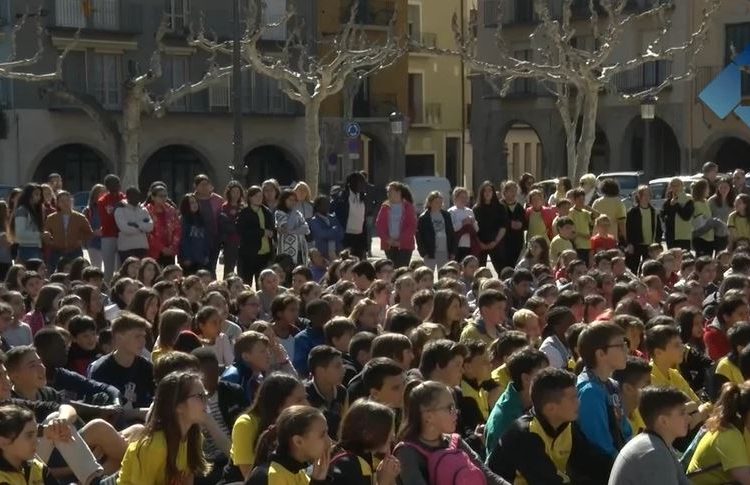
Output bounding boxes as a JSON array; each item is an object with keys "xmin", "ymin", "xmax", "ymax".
[{"xmin": 395, "ymin": 434, "xmax": 487, "ymax": 485}]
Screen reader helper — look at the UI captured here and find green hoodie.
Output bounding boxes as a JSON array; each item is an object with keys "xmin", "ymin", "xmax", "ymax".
[{"xmin": 485, "ymin": 382, "xmax": 523, "ymax": 457}]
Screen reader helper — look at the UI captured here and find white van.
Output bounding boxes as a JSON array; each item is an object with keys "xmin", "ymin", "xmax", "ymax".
[{"xmin": 403, "ymin": 176, "xmax": 453, "ymax": 213}]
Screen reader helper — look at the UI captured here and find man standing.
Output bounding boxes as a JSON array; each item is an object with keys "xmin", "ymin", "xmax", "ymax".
[
  {"xmin": 47, "ymin": 173, "xmax": 63, "ymax": 194},
  {"xmin": 701, "ymin": 161, "xmax": 719, "ymax": 197},
  {"xmin": 97, "ymin": 175, "xmax": 125, "ymax": 281},
  {"xmin": 193, "ymin": 174, "xmax": 224, "ymax": 275},
  {"xmin": 733, "ymin": 169, "xmax": 750, "ymax": 196},
  {"xmin": 43, "ymin": 191, "xmax": 94, "ymax": 271}
]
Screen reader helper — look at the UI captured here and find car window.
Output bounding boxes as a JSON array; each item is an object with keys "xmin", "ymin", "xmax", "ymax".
[
  {"xmin": 613, "ymin": 176, "xmax": 640, "ymax": 192},
  {"xmin": 649, "ymin": 183, "xmax": 667, "ymax": 199}
]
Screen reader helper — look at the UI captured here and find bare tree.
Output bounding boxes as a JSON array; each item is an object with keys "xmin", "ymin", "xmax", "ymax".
[
  {"xmin": 193, "ymin": 0, "xmax": 404, "ymax": 194},
  {"xmin": 436, "ymin": 0, "xmax": 720, "ymax": 180},
  {"xmin": 43, "ymin": 18, "xmax": 241, "ymax": 187}
]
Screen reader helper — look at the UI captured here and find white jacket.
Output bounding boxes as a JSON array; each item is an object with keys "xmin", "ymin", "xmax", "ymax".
[{"xmin": 114, "ymin": 204, "xmax": 153, "ymax": 251}]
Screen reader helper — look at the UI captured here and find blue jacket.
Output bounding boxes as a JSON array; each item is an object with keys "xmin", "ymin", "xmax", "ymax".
[
  {"xmin": 308, "ymin": 214, "xmax": 344, "ymax": 256},
  {"xmin": 221, "ymin": 359, "xmax": 263, "ymax": 402},
  {"xmin": 292, "ymin": 326, "xmax": 325, "ymax": 377},
  {"xmin": 576, "ymin": 369, "xmax": 632, "ymax": 457},
  {"xmin": 179, "ymin": 222, "xmax": 210, "ymax": 266}
]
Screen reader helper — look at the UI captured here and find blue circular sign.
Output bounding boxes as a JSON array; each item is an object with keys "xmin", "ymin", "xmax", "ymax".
[{"xmin": 345, "ymin": 121, "xmax": 361, "ymax": 138}]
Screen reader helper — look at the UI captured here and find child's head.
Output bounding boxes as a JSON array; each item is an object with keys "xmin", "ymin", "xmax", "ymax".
[
  {"xmin": 612, "ymin": 357, "xmax": 652, "ymax": 418},
  {"xmin": 554, "ymin": 291, "xmax": 585, "ymax": 323},
  {"xmin": 638, "ymin": 386, "xmax": 689, "ymax": 439},
  {"xmin": 413, "ymin": 267, "xmax": 434, "ymax": 291},
  {"xmin": 531, "ymin": 368, "xmax": 579, "ymax": 424},
  {"xmin": 5, "ymin": 346, "xmax": 46, "ymax": 393},
  {"xmin": 21, "ymin": 272, "xmax": 42, "ymax": 299},
  {"xmin": 545, "ymin": 306, "xmax": 576, "ymax": 340},
  {"xmin": 291, "ymin": 266, "xmax": 313, "ymax": 294},
  {"xmin": 349, "ymin": 298, "xmax": 381, "ymax": 333},
  {"xmin": 306, "ymin": 299, "xmax": 332, "ymax": 329},
  {"xmin": 258, "ymin": 405, "xmax": 328, "ymax": 465},
  {"xmin": 411, "ymin": 289, "xmax": 435, "ymax": 322},
  {"xmin": 461, "ymin": 340, "xmax": 491, "ymax": 383},
  {"xmin": 645, "ymin": 324, "xmax": 683, "ymax": 367},
  {"xmin": 477, "ymin": 289, "xmax": 508, "ymax": 327},
  {"xmin": 271, "ymin": 294, "xmax": 301, "ymax": 325},
  {"xmin": 718, "ymin": 295, "xmax": 750, "ymax": 329},
  {"xmin": 363, "ymin": 357, "xmax": 406, "ymax": 408},
  {"xmin": 371, "ymin": 333, "xmax": 414, "ymax": 369},
  {"xmin": 583, "ymin": 294, "xmax": 607, "ymax": 323},
  {"xmin": 507, "ymin": 347, "xmax": 549, "ymax": 392},
  {"xmin": 259, "ymin": 269, "xmax": 280, "ymax": 294},
  {"xmin": 594, "ymin": 214, "xmax": 611, "ymax": 235},
  {"xmin": 324, "ymin": 317, "xmax": 357, "ymax": 352},
  {"xmin": 400, "ymin": 381, "xmax": 457, "ymax": 440},
  {"xmin": 234, "ymin": 330, "xmax": 271, "ymax": 373},
  {"xmin": 512, "ymin": 308, "xmax": 541, "ymax": 344},
  {"xmin": 0, "ymin": 405, "xmax": 37, "ymax": 465},
  {"xmin": 555, "ymin": 217, "xmax": 575, "ymax": 240},
  {"xmin": 54, "ymin": 304, "xmax": 82, "ymax": 330},
  {"xmin": 339, "ymin": 400, "xmax": 395, "ymax": 455},
  {"xmin": 728, "ymin": 322, "xmax": 750, "ymax": 356},
  {"xmin": 555, "ymin": 198, "xmax": 571, "ymax": 215},
  {"xmin": 387, "ymin": 309, "xmax": 421, "ymax": 335},
  {"xmin": 111, "ymin": 313, "xmax": 151, "ymax": 356},
  {"xmin": 158, "ymin": 309, "xmax": 192, "ymax": 350},
  {"xmin": 194, "ymin": 306, "xmax": 223, "ymax": 340},
  {"xmin": 351, "ymin": 261, "xmax": 376, "ymax": 292},
  {"xmin": 419, "ymin": 339, "xmax": 468, "ymax": 387},
  {"xmin": 578, "ymin": 322, "xmax": 628, "ymax": 373},
  {"xmin": 152, "ymin": 351, "xmax": 200, "ymax": 384},
  {"xmin": 613, "ymin": 314, "xmax": 645, "ymax": 354},
  {"xmin": 489, "ymin": 330, "xmax": 529, "ymax": 367},
  {"xmin": 349, "ymin": 331, "xmax": 376, "ymax": 367},
  {"xmin": 33, "ymin": 327, "xmax": 69, "ymax": 370},
  {"xmin": 308, "ymin": 345, "xmax": 344, "ymax": 385}
]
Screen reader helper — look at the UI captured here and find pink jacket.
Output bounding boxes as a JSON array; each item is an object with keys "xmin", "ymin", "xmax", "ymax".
[{"xmin": 375, "ymin": 201, "xmax": 417, "ymax": 251}]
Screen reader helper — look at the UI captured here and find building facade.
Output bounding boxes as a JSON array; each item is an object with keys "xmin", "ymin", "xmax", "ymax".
[
  {"xmin": 0, "ymin": 0, "xmax": 408, "ymax": 196},
  {"xmin": 471, "ymin": 0, "xmax": 750, "ymax": 185}
]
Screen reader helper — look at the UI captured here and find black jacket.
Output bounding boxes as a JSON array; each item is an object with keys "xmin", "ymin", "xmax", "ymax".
[
  {"xmin": 236, "ymin": 205, "xmax": 275, "ymax": 257},
  {"xmin": 331, "ymin": 188, "xmax": 367, "ymax": 235},
  {"xmin": 661, "ymin": 197, "xmax": 695, "ymax": 243},
  {"xmin": 216, "ymin": 380, "xmax": 249, "ymax": 429},
  {"xmin": 416, "ymin": 210, "xmax": 457, "ymax": 258},
  {"xmin": 474, "ymin": 201, "xmax": 508, "ymax": 244},
  {"xmin": 503, "ymin": 201, "xmax": 527, "ymax": 248},
  {"xmin": 626, "ymin": 204, "xmax": 663, "ymax": 246}
]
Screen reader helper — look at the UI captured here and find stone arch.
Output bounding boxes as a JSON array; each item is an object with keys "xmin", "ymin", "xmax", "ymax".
[
  {"xmin": 33, "ymin": 143, "xmax": 112, "ymax": 193},
  {"xmin": 621, "ymin": 116, "xmax": 680, "ymax": 179},
  {"xmin": 498, "ymin": 119, "xmax": 547, "ymax": 180},
  {"xmin": 244, "ymin": 143, "xmax": 303, "ymax": 187},
  {"xmin": 139, "ymin": 144, "xmax": 214, "ymax": 200},
  {"xmin": 702, "ymin": 133, "xmax": 750, "ymax": 172}
]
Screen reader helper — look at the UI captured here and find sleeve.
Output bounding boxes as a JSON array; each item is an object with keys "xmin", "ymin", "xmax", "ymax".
[
  {"xmin": 231, "ymin": 416, "xmax": 258, "ymax": 467},
  {"xmin": 375, "ymin": 206, "xmax": 389, "ymax": 240},
  {"xmin": 275, "ymin": 211, "xmax": 289, "ymax": 233},
  {"xmin": 395, "ymin": 445, "xmax": 429, "ymax": 485},
  {"xmin": 116, "ymin": 441, "xmax": 161, "ymax": 485},
  {"xmin": 715, "ymin": 428, "xmax": 750, "ymax": 472},
  {"xmin": 137, "ymin": 208, "xmax": 154, "ymax": 233},
  {"xmin": 677, "ymin": 200, "xmax": 695, "ymax": 220},
  {"xmin": 576, "ymin": 383, "xmax": 617, "ymax": 457},
  {"xmin": 291, "ymin": 213, "xmax": 310, "ymax": 236},
  {"xmin": 114, "ymin": 208, "xmax": 139, "ymax": 234},
  {"xmin": 77, "ymin": 214, "xmax": 94, "ymax": 242},
  {"xmin": 293, "ymin": 334, "xmax": 311, "ymax": 376},
  {"xmin": 568, "ymin": 423, "xmax": 614, "ymax": 484},
  {"xmin": 65, "ymin": 369, "xmax": 120, "ymax": 403},
  {"xmin": 14, "ymin": 214, "xmax": 37, "ymax": 242}
]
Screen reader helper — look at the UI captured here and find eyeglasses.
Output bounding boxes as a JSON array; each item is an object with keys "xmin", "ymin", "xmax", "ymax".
[
  {"xmin": 605, "ymin": 342, "xmax": 629, "ymax": 351},
  {"xmin": 431, "ymin": 403, "xmax": 458, "ymax": 415},
  {"xmin": 186, "ymin": 392, "xmax": 209, "ymax": 404}
]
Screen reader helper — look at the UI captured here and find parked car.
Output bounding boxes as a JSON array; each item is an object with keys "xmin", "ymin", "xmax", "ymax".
[
  {"xmin": 597, "ymin": 171, "xmax": 644, "ymax": 209},
  {"xmin": 534, "ymin": 179, "xmax": 559, "ymax": 201},
  {"xmin": 648, "ymin": 175, "xmax": 701, "ymax": 212},
  {"xmin": 403, "ymin": 176, "xmax": 452, "ymax": 213}
]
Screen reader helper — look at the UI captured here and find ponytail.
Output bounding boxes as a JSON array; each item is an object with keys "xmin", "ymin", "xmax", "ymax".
[
  {"xmin": 254, "ymin": 406, "xmax": 325, "ymax": 466},
  {"xmin": 254, "ymin": 424, "xmax": 279, "ymax": 466},
  {"xmin": 707, "ymin": 382, "xmax": 750, "ymax": 431}
]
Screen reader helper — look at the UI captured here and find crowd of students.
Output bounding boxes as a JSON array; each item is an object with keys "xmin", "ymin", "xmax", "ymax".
[{"xmin": 2, "ymin": 167, "xmax": 750, "ymax": 484}]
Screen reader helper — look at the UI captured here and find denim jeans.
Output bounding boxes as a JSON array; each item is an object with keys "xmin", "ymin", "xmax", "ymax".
[{"xmin": 100, "ymin": 237, "xmax": 118, "ymax": 281}]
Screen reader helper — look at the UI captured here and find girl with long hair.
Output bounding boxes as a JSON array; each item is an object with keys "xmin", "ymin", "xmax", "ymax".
[
  {"xmin": 517, "ymin": 172, "xmax": 535, "ymax": 206},
  {"xmin": 219, "ymin": 180, "xmax": 245, "ymax": 277},
  {"xmin": 22, "ymin": 284, "xmax": 64, "ymax": 335},
  {"xmin": 179, "ymin": 194, "xmax": 210, "ymax": 276},
  {"xmin": 349, "ymin": 297, "xmax": 381, "ymax": 334},
  {"xmin": 473, "ymin": 181, "xmax": 507, "ymax": 269},
  {"xmin": 247, "ymin": 405, "xmax": 330, "ymax": 485},
  {"xmin": 102, "ymin": 277, "xmax": 138, "ymax": 325},
  {"xmin": 145, "ymin": 184, "xmax": 181, "ymax": 268},
  {"xmin": 137, "ymin": 258, "xmax": 161, "ymax": 288},
  {"xmin": 427, "ymin": 289, "xmax": 463, "ymax": 341},
  {"xmin": 515, "ymin": 236, "xmax": 550, "ymax": 271},
  {"xmin": 237, "ymin": 186, "xmax": 276, "ymax": 287},
  {"xmin": 119, "ymin": 371, "xmax": 210, "ymax": 484},
  {"xmin": 376, "ymin": 181, "xmax": 418, "ymax": 269},
  {"xmin": 275, "ymin": 189, "xmax": 310, "ymax": 266},
  {"xmin": 223, "ymin": 373, "xmax": 307, "ymax": 482},
  {"xmin": 293, "ymin": 181, "xmax": 314, "ymax": 220},
  {"xmin": 729, "ymin": 193, "xmax": 750, "ymax": 251},
  {"xmin": 127, "ymin": 287, "xmax": 161, "ymax": 332},
  {"xmin": 709, "ymin": 176, "xmax": 733, "ymax": 252},
  {"xmin": 113, "ymin": 256, "xmax": 141, "ymax": 283},
  {"xmin": 83, "ymin": 184, "xmax": 106, "ymax": 270},
  {"xmin": 261, "ymin": 179, "xmax": 281, "ymax": 213},
  {"xmin": 10, "ymin": 184, "xmax": 44, "ymax": 262},
  {"xmin": 4, "ymin": 264, "xmax": 25, "ymax": 292},
  {"xmin": 331, "ymin": 171, "xmax": 368, "ymax": 260},
  {"xmin": 152, "ymin": 309, "xmax": 192, "ymax": 362}
]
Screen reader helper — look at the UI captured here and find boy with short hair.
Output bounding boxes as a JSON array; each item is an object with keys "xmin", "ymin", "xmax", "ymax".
[
  {"xmin": 346, "ymin": 333, "xmax": 413, "ymax": 403},
  {"xmin": 486, "ymin": 347, "xmax": 549, "ymax": 456},
  {"xmin": 323, "ymin": 317, "xmax": 358, "ymax": 384},
  {"xmin": 489, "ymin": 331, "xmax": 530, "ymax": 392},
  {"xmin": 608, "ymin": 387, "xmax": 691, "ymax": 485},
  {"xmin": 576, "ymin": 322, "xmax": 632, "ymax": 459},
  {"xmin": 220, "ymin": 330, "xmax": 271, "ymax": 401},
  {"xmin": 489, "ymin": 368, "xmax": 612, "ymax": 484},
  {"xmin": 346, "ymin": 331, "xmax": 375, "ymax": 385},
  {"xmin": 460, "ymin": 289, "xmax": 508, "ymax": 345},
  {"xmin": 612, "ymin": 357, "xmax": 652, "ymax": 435},
  {"xmin": 0, "ymin": 292, "xmax": 32, "ymax": 347},
  {"xmin": 419, "ymin": 339, "xmax": 468, "ymax": 387},
  {"xmin": 305, "ymin": 345, "xmax": 346, "ymax": 438},
  {"xmin": 351, "ymin": 261, "xmax": 376, "ymax": 292},
  {"xmin": 550, "ymin": 217, "xmax": 576, "ymax": 267},
  {"xmin": 66, "ymin": 315, "xmax": 100, "ymax": 376},
  {"xmin": 88, "ymin": 313, "xmax": 154, "ymax": 408},
  {"xmin": 292, "ymin": 299, "xmax": 332, "ymax": 376},
  {"xmin": 460, "ymin": 340, "xmax": 496, "ymax": 433},
  {"xmin": 643, "ymin": 275, "xmax": 666, "ymax": 314},
  {"xmin": 361, "ymin": 357, "xmax": 405, "ymax": 409}
]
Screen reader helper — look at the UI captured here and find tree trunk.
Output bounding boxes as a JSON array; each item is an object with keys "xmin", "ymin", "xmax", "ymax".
[
  {"xmin": 304, "ymin": 100, "xmax": 322, "ymax": 197},
  {"xmin": 574, "ymin": 88, "xmax": 599, "ymax": 181},
  {"xmin": 121, "ymin": 87, "xmax": 143, "ymax": 188}
]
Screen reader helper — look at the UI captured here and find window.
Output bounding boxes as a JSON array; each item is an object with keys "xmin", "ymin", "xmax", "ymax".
[
  {"xmin": 408, "ymin": 72, "xmax": 424, "ymax": 124},
  {"xmin": 165, "ymin": 0, "xmax": 190, "ymax": 31},
  {"xmin": 89, "ymin": 53, "xmax": 121, "ymax": 109},
  {"xmin": 726, "ymin": 23, "xmax": 750, "ymax": 65},
  {"xmin": 408, "ymin": 4, "xmax": 421, "ymax": 39},
  {"xmin": 164, "ymin": 56, "xmax": 189, "ymax": 111},
  {"xmin": 209, "ymin": 77, "xmax": 230, "ymax": 111},
  {"xmin": 405, "ymin": 154, "xmax": 435, "ymax": 177}
]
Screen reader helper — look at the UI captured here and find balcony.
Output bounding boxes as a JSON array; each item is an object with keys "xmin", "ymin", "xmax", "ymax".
[
  {"xmin": 51, "ymin": 0, "xmax": 142, "ymax": 33},
  {"xmin": 612, "ymin": 60, "xmax": 672, "ymax": 94},
  {"xmin": 340, "ymin": 0, "xmax": 396, "ymax": 27},
  {"xmin": 409, "ymin": 31, "xmax": 437, "ymax": 49},
  {"xmin": 424, "ymin": 102, "xmax": 442, "ymax": 126}
]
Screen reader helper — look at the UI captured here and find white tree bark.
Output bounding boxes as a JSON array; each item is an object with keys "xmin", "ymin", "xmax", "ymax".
[{"xmin": 304, "ymin": 100, "xmax": 322, "ymax": 190}]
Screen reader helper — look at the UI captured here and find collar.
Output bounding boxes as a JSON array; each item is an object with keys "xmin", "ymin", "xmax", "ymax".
[
  {"xmin": 462, "ymin": 378, "xmax": 481, "ymax": 391},
  {"xmin": 311, "ymin": 379, "xmax": 340, "ymax": 403},
  {"xmin": 271, "ymin": 452, "xmax": 309, "ymax": 473},
  {"xmin": 531, "ymin": 411, "xmax": 571, "ymax": 439}
]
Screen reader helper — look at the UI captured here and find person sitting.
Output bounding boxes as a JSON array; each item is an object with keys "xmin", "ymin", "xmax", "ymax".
[
  {"xmin": 612, "ymin": 357, "xmax": 652, "ymax": 436},
  {"xmin": 460, "ymin": 290, "xmax": 508, "ymax": 346},
  {"xmin": 305, "ymin": 345, "xmax": 346, "ymax": 440},
  {"xmin": 488, "ymin": 368, "xmax": 611, "ymax": 484},
  {"xmin": 220, "ymin": 330, "xmax": 271, "ymax": 402},
  {"xmin": 608, "ymin": 387, "xmax": 691, "ymax": 485},
  {"xmin": 292, "ymin": 299, "xmax": 332, "ymax": 376},
  {"xmin": 713, "ymin": 322, "xmax": 750, "ymax": 395}
]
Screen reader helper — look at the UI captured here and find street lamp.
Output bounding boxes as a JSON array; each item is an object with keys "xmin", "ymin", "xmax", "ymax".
[
  {"xmin": 640, "ymin": 96, "xmax": 657, "ymax": 175},
  {"xmin": 389, "ymin": 111, "xmax": 404, "ymax": 135}
]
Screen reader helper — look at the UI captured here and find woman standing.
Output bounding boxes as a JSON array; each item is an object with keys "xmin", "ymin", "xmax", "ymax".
[
  {"xmin": 548, "ymin": 177, "xmax": 572, "ymax": 206},
  {"xmin": 375, "ymin": 182, "xmax": 418, "ymax": 269},
  {"xmin": 448, "ymin": 187, "xmax": 478, "ymax": 263},
  {"xmin": 219, "ymin": 181, "xmax": 245, "ymax": 277},
  {"xmin": 501, "ymin": 181, "xmax": 526, "ymax": 269},
  {"xmin": 728, "ymin": 193, "xmax": 750, "ymax": 250},
  {"xmin": 579, "ymin": 173, "xmax": 599, "ymax": 208},
  {"xmin": 473, "ymin": 181, "xmax": 507, "ymax": 269},
  {"xmin": 625, "ymin": 185, "xmax": 662, "ymax": 274},
  {"xmin": 309, "ymin": 195, "xmax": 344, "ymax": 262},
  {"xmin": 83, "ymin": 184, "xmax": 105, "ymax": 270},
  {"xmin": 692, "ymin": 179, "xmax": 715, "ymax": 257},
  {"xmin": 145, "ymin": 184, "xmax": 181, "ymax": 268},
  {"xmin": 662, "ymin": 177, "xmax": 695, "ymax": 250},
  {"xmin": 237, "ymin": 186, "xmax": 275, "ymax": 286},
  {"xmin": 10, "ymin": 184, "xmax": 44, "ymax": 262},
  {"xmin": 709, "ymin": 176, "xmax": 733, "ymax": 253},
  {"xmin": 516, "ymin": 173, "xmax": 535, "ymax": 206},
  {"xmin": 293, "ymin": 182, "xmax": 315, "ymax": 220},
  {"xmin": 417, "ymin": 191, "xmax": 457, "ymax": 271},
  {"xmin": 179, "ymin": 194, "xmax": 210, "ymax": 276},
  {"xmin": 261, "ymin": 179, "xmax": 281, "ymax": 213},
  {"xmin": 331, "ymin": 171, "xmax": 368, "ymax": 260},
  {"xmin": 275, "ymin": 189, "xmax": 310, "ymax": 266}
]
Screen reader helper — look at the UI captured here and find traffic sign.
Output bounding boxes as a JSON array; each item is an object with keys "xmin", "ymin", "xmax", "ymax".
[{"xmin": 345, "ymin": 121, "xmax": 361, "ymax": 139}]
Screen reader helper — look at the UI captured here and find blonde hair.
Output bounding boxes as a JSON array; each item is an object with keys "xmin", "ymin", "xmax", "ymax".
[
  {"xmin": 479, "ymin": 278, "xmax": 504, "ymax": 293},
  {"xmin": 452, "ymin": 187, "xmax": 469, "ymax": 200},
  {"xmin": 512, "ymin": 309, "xmax": 538, "ymax": 330},
  {"xmin": 595, "ymin": 214, "xmax": 611, "ymax": 226},
  {"xmin": 293, "ymin": 182, "xmax": 312, "ymax": 202},
  {"xmin": 503, "ymin": 181, "xmax": 519, "ymax": 194},
  {"xmin": 580, "ymin": 173, "xmax": 596, "ymax": 187},
  {"xmin": 349, "ymin": 297, "xmax": 379, "ymax": 322}
]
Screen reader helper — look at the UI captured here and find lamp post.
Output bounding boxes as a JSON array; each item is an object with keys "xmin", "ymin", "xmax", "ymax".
[
  {"xmin": 231, "ymin": 0, "xmax": 243, "ymax": 177},
  {"xmin": 389, "ymin": 111, "xmax": 405, "ymax": 181},
  {"xmin": 640, "ymin": 96, "xmax": 657, "ymax": 176}
]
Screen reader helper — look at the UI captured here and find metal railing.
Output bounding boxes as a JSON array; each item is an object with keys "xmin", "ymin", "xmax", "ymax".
[
  {"xmin": 425, "ymin": 102, "xmax": 442, "ymax": 126},
  {"xmin": 340, "ymin": 0, "xmax": 396, "ymax": 27},
  {"xmin": 612, "ymin": 60, "xmax": 672, "ymax": 94},
  {"xmin": 694, "ymin": 65, "xmax": 722, "ymax": 99},
  {"xmin": 52, "ymin": 0, "xmax": 141, "ymax": 33}
]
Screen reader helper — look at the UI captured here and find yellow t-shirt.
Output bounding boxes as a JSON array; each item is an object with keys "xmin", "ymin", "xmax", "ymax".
[
  {"xmin": 628, "ymin": 409, "xmax": 646, "ymax": 435},
  {"xmin": 528, "ymin": 211, "xmax": 549, "ymax": 242},
  {"xmin": 569, "ymin": 208, "xmax": 592, "ymax": 249},
  {"xmin": 118, "ymin": 431, "xmax": 189, "ymax": 485},
  {"xmin": 461, "ymin": 379, "xmax": 490, "ymax": 420},
  {"xmin": 549, "ymin": 235, "xmax": 574, "ymax": 266},
  {"xmin": 716, "ymin": 356, "xmax": 744, "ymax": 386},
  {"xmin": 694, "ymin": 200, "xmax": 714, "ymax": 242},
  {"xmin": 687, "ymin": 427, "xmax": 750, "ymax": 485},
  {"xmin": 640, "ymin": 208, "xmax": 653, "ymax": 245},
  {"xmin": 230, "ymin": 413, "xmax": 262, "ymax": 468},
  {"xmin": 460, "ymin": 323, "xmax": 495, "ymax": 347},
  {"xmin": 491, "ymin": 364, "xmax": 511, "ymax": 392},
  {"xmin": 592, "ymin": 197, "xmax": 627, "ymax": 241},
  {"xmin": 254, "ymin": 207, "xmax": 271, "ymax": 255},
  {"xmin": 728, "ymin": 211, "xmax": 750, "ymax": 240},
  {"xmin": 672, "ymin": 193, "xmax": 694, "ymax": 242},
  {"xmin": 650, "ymin": 362, "xmax": 701, "ymax": 404}
]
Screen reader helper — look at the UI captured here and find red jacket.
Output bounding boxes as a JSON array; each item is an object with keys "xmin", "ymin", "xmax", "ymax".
[
  {"xmin": 704, "ymin": 323, "xmax": 731, "ymax": 361},
  {"xmin": 97, "ymin": 192, "xmax": 126, "ymax": 238},
  {"xmin": 146, "ymin": 202, "xmax": 182, "ymax": 259},
  {"xmin": 375, "ymin": 201, "xmax": 417, "ymax": 251},
  {"xmin": 525, "ymin": 206, "xmax": 557, "ymax": 240}
]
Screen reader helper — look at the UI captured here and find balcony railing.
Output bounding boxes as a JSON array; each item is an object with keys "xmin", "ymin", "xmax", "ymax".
[
  {"xmin": 694, "ymin": 65, "xmax": 722, "ymax": 100},
  {"xmin": 425, "ymin": 102, "xmax": 442, "ymax": 126},
  {"xmin": 414, "ymin": 32, "xmax": 437, "ymax": 48},
  {"xmin": 51, "ymin": 0, "xmax": 141, "ymax": 33},
  {"xmin": 483, "ymin": 0, "xmax": 670, "ymax": 27},
  {"xmin": 341, "ymin": 0, "xmax": 396, "ymax": 27},
  {"xmin": 612, "ymin": 60, "xmax": 672, "ymax": 94}
]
